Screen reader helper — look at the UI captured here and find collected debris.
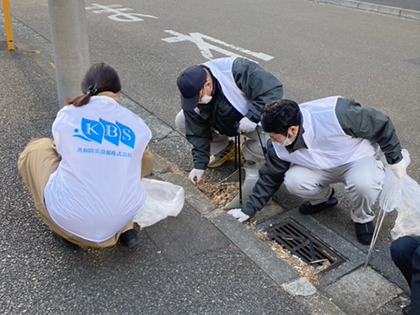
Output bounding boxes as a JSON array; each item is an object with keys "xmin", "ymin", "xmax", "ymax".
[
  {"xmin": 154, "ymin": 158, "xmax": 240, "ymax": 208},
  {"xmin": 196, "ymin": 180, "xmax": 239, "ymax": 208}
]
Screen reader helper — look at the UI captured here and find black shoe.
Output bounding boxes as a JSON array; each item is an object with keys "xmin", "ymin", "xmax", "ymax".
[
  {"xmin": 354, "ymin": 221, "xmax": 375, "ymax": 245},
  {"xmin": 402, "ymin": 304, "xmax": 410, "ymax": 315},
  {"xmin": 299, "ymin": 189, "xmax": 338, "ymax": 215},
  {"xmin": 119, "ymin": 229, "xmax": 140, "ymax": 248},
  {"xmin": 52, "ymin": 232, "xmax": 79, "ymax": 249}
]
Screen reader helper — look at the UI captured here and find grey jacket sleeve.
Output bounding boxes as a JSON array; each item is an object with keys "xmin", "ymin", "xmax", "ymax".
[
  {"xmin": 232, "ymin": 58, "xmax": 284, "ymax": 123},
  {"xmin": 184, "ymin": 109, "xmax": 212, "ymax": 170},
  {"xmin": 242, "ymin": 140, "xmax": 291, "ymax": 217},
  {"xmin": 335, "ymin": 98, "xmax": 403, "ymax": 164}
]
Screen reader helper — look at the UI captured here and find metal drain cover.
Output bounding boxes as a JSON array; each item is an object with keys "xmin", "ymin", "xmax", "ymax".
[{"xmin": 266, "ymin": 217, "xmax": 347, "ymax": 274}]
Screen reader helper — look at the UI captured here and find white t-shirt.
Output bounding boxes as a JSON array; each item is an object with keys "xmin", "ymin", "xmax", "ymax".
[{"xmin": 44, "ymin": 96, "xmax": 152, "ymax": 242}]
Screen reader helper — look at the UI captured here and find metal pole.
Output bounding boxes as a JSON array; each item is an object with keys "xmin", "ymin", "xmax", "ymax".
[
  {"xmin": 2, "ymin": 0, "xmax": 15, "ymax": 50},
  {"xmin": 235, "ymin": 122, "xmax": 243, "ymax": 206},
  {"xmin": 48, "ymin": 0, "xmax": 90, "ymax": 108},
  {"xmin": 237, "ymin": 133, "xmax": 242, "ymax": 206},
  {"xmin": 364, "ymin": 208, "xmax": 386, "ymax": 268}
]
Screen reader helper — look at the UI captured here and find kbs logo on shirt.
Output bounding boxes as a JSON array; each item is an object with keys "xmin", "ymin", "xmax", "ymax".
[{"xmin": 73, "ymin": 117, "xmax": 136, "ymax": 149}]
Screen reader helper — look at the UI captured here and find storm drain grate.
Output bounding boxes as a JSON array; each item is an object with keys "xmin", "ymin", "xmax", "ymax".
[{"xmin": 266, "ymin": 217, "xmax": 347, "ymax": 274}]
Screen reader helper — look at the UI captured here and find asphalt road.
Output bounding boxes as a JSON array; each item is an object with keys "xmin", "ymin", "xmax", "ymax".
[
  {"xmin": 9, "ymin": 0, "xmax": 420, "ymax": 173},
  {"xmin": 9, "ymin": 0, "xmax": 420, "ymax": 232}
]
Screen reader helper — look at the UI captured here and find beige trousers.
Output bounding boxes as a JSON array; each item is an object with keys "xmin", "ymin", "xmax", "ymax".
[{"xmin": 17, "ymin": 138, "xmax": 154, "ymax": 248}]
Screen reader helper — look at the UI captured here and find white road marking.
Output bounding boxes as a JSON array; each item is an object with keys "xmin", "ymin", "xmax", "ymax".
[
  {"xmin": 86, "ymin": 4, "xmax": 158, "ymax": 22},
  {"xmin": 162, "ymin": 30, "xmax": 274, "ymax": 62}
]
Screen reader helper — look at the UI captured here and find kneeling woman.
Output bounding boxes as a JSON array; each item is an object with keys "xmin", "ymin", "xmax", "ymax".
[{"xmin": 18, "ymin": 63, "xmax": 153, "ymax": 248}]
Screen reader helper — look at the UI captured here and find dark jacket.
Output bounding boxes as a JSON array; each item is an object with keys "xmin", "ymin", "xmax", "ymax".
[
  {"xmin": 242, "ymin": 98, "xmax": 403, "ymax": 217},
  {"xmin": 184, "ymin": 57, "xmax": 283, "ymax": 170}
]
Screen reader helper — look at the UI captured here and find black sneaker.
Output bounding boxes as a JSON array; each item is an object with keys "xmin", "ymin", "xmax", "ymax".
[
  {"xmin": 119, "ymin": 229, "xmax": 140, "ymax": 248},
  {"xmin": 354, "ymin": 221, "xmax": 374, "ymax": 245},
  {"xmin": 299, "ymin": 188, "xmax": 338, "ymax": 215},
  {"xmin": 52, "ymin": 232, "xmax": 79, "ymax": 249},
  {"xmin": 402, "ymin": 304, "xmax": 410, "ymax": 315}
]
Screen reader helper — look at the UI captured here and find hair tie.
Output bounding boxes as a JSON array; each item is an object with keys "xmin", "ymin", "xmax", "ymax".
[{"xmin": 88, "ymin": 85, "xmax": 99, "ymax": 96}]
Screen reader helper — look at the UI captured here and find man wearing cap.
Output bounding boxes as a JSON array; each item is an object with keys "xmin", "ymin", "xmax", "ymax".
[
  {"xmin": 175, "ymin": 57, "xmax": 283, "ymax": 184},
  {"xmin": 228, "ymin": 97, "xmax": 408, "ymax": 245}
]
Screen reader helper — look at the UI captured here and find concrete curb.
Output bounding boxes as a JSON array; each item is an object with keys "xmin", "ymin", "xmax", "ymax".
[{"xmin": 308, "ymin": 0, "xmax": 420, "ymax": 20}]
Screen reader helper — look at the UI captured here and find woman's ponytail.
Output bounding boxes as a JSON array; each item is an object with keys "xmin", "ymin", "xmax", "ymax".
[{"xmin": 65, "ymin": 63, "xmax": 121, "ymax": 107}]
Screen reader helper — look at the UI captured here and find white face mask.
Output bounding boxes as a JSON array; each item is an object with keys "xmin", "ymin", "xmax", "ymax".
[
  {"xmin": 277, "ymin": 133, "xmax": 295, "ymax": 147},
  {"xmin": 198, "ymin": 94, "xmax": 212, "ymax": 104}
]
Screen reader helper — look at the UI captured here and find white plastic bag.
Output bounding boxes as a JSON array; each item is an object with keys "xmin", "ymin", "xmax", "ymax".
[
  {"xmin": 378, "ymin": 149, "xmax": 420, "ymax": 239},
  {"xmin": 379, "ymin": 149, "xmax": 411, "ymax": 213},
  {"xmin": 390, "ymin": 173, "xmax": 420, "ymax": 240},
  {"xmin": 379, "ymin": 168, "xmax": 404, "ymax": 213},
  {"xmin": 391, "ymin": 201, "xmax": 420, "ymax": 240},
  {"xmin": 134, "ymin": 178, "xmax": 185, "ymax": 228}
]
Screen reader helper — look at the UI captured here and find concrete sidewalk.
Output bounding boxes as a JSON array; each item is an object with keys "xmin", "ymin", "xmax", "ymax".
[
  {"xmin": 0, "ymin": 40, "xmax": 411, "ymax": 314},
  {"xmin": 307, "ymin": 0, "xmax": 420, "ymax": 20}
]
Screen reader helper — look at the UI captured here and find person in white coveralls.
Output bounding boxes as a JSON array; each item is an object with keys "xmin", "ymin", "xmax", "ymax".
[
  {"xmin": 228, "ymin": 97, "xmax": 408, "ymax": 245},
  {"xmin": 175, "ymin": 57, "xmax": 283, "ymax": 184},
  {"xmin": 18, "ymin": 63, "xmax": 153, "ymax": 248}
]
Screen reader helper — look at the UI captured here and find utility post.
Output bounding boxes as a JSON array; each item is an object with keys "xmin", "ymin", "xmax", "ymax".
[
  {"xmin": 2, "ymin": 0, "xmax": 15, "ymax": 50},
  {"xmin": 48, "ymin": 0, "xmax": 90, "ymax": 108}
]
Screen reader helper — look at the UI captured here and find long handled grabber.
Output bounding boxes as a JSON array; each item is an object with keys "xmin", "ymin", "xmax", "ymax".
[
  {"xmin": 230, "ymin": 123, "xmax": 243, "ymax": 206},
  {"xmin": 364, "ymin": 208, "xmax": 387, "ymax": 269},
  {"xmin": 364, "ymin": 150, "xmax": 419, "ymax": 269},
  {"xmin": 221, "ymin": 125, "xmax": 262, "ymax": 210},
  {"xmin": 235, "ymin": 125, "xmax": 243, "ymax": 206}
]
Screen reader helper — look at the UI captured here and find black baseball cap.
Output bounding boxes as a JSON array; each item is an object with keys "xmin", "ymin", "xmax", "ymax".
[{"xmin": 177, "ymin": 65, "xmax": 207, "ymax": 111}]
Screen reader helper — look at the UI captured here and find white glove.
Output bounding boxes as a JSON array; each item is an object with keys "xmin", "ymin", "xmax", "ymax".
[
  {"xmin": 238, "ymin": 117, "xmax": 257, "ymax": 134},
  {"xmin": 388, "ymin": 157, "xmax": 408, "ymax": 179},
  {"xmin": 188, "ymin": 168, "xmax": 205, "ymax": 184},
  {"xmin": 227, "ymin": 208, "xmax": 250, "ymax": 223}
]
